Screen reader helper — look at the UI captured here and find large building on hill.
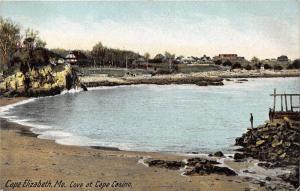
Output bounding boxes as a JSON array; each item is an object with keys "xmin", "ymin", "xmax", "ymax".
[
  {"xmin": 277, "ymin": 55, "xmax": 289, "ymax": 62},
  {"xmin": 65, "ymin": 51, "xmax": 92, "ymax": 66},
  {"xmin": 213, "ymin": 54, "xmax": 246, "ymax": 62}
]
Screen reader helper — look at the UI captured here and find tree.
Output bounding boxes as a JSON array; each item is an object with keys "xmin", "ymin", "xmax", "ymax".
[
  {"xmin": 292, "ymin": 59, "xmax": 300, "ymax": 69},
  {"xmin": 251, "ymin": 56, "xmax": 259, "ymax": 64},
  {"xmin": 24, "ymin": 28, "xmax": 46, "ymax": 48},
  {"xmin": 144, "ymin": 52, "xmax": 150, "ymax": 60},
  {"xmin": 0, "ymin": 17, "xmax": 21, "ymax": 71},
  {"xmin": 164, "ymin": 51, "xmax": 175, "ymax": 60},
  {"xmin": 91, "ymin": 42, "xmax": 107, "ymax": 66}
]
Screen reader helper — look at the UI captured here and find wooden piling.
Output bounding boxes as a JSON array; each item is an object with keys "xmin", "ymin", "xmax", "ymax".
[
  {"xmin": 281, "ymin": 95, "xmax": 283, "ymax": 111},
  {"xmin": 285, "ymin": 93, "xmax": 288, "ymax": 111},
  {"xmin": 273, "ymin": 89, "xmax": 276, "ymax": 111}
]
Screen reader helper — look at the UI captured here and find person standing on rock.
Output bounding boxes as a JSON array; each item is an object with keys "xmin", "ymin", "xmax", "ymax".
[{"xmin": 250, "ymin": 113, "xmax": 254, "ymax": 128}]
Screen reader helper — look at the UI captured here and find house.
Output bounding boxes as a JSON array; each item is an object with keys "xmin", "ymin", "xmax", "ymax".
[
  {"xmin": 65, "ymin": 51, "xmax": 92, "ymax": 66},
  {"xmin": 277, "ymin": 55, "xmax": 289, "ymax": 62},
  {"xmin": 132, "ymin": 57, "xmax": 148, "ymax": 68},
  {"xmin": 218, "ymin": 54, "xmax": 238, "ymax": 61},
  {"xmin": 200, "ymin": 55, "xmax": 211, "ymax": 62}
]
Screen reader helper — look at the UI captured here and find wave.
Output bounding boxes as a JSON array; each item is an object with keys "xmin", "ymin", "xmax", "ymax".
[{"xmin": 0, "ymin": 98, "xmax": 37, "ymax": 115}]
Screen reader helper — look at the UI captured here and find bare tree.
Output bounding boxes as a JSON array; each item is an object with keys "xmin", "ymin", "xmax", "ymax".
[{"xmin": 0, "ymin": 17, "xmax": 21, "ymax": 71}]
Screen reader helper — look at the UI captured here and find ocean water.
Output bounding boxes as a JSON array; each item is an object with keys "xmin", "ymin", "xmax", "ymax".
[{"xmin": 1, "ymin": 77, "xmax": 299, "ymax": 153}]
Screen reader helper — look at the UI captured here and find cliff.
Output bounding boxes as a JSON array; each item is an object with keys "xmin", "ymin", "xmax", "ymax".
[
  {"xmin": 0, "ymin": 48, "xmax": 84, "ymax": 97},
  {"xmin": 0, "ymin": 65, "xmax": 80, "ymax": 97}
]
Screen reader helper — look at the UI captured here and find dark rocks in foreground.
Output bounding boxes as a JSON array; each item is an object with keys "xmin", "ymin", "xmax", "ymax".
[
  {"xmin": 233, "ymin": 153, "xmax": 247, "ymax": 162},
  {"xmin": 146, "ymin": 159, "xmax": 185, "ymax": 170},
  {"xmin": 213, "ymin": 151, "xmax": 224, "ymax": 157},
  {"xmin": 235, "ymin": 118, "xmax": 300, "ymax": 166},
  {"xmin": 184, "ymin": 157, "xmax": 237, "ymax": 176},
  {"xmin": 279, "ymin": 167, "xmax": 299, "ymax": 188},
  {"xmin": 186, "ymin": 157, "xmax": 220, "ymax": 166},
  {"xmin": 184, "ymin": 164, "xmax": 237, "ymax": 176},
  {"xmin": 146, "ymin": 158, "xmax": 237, "ymax": 176}
]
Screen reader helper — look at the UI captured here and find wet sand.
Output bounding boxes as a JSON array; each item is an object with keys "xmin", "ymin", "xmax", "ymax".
[{"xmin": 0, "ymin": 98, "xmax": 267, "ymax": 191}]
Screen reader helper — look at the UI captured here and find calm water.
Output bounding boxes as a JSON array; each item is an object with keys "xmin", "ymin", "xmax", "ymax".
[{"xmin": 1, "ymin": 77, "xmax": 299, "ymax": 153}]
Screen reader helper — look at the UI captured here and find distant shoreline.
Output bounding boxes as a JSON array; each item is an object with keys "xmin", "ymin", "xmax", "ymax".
[{"xmin": 80, "ymin": 69, "xmax": 300, "ymax": 88}]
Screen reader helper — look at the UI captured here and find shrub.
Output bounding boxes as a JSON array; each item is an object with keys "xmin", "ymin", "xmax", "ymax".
[
  {"xmin": 223, "ymin": 60, "xmax": 232, "ymax": 66},
  {"xmin": 264, "ymin": 64, "xmax": 272, "ymax": 69},
  {"xmin": 287, "ymin": 64, "xmax": 294, "ymax": 69},
  {"xmin": 231, "ymin": 62, "xmax": 241, "ymax": 69},
  {"xmin": 214, "ymin": 60, "xmax": 222, "ymax": 65},
  {"xmin": 274, "ymin": 65, "xmax": 283, "ymax": 70},
  {"xmin": 292, "ymin": 59, "xmax": 300, "ymax": 69},
  {"xmin": 254, "ymin": 63, "xmax": 262, "ymax": 69},
  {"xmin": 245, "ymin": 64, "xmax": 252, "ymax": 70}
]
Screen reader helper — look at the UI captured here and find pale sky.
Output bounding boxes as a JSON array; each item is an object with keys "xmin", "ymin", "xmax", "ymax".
[{"xmin": 1, "ymin": 1, "xmax": 299, "ymax": 59}]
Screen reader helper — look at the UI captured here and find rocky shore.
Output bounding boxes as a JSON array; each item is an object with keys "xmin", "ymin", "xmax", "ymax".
[
  {"xmin": 145, "ymin": 157, "xmax": 237, "ymax": 176},
  {"xmin": 235, "ymin": 117, "xmax": 300, "ymax": 188},
  {"xmin": 0, "ymin": 64, "xmax": 82, "ymax": 97},
  {"xmin": 80, "ymin": 74, "xmax": 224, "ymax": 87}
]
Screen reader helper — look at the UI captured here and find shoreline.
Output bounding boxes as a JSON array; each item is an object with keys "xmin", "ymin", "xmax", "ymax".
[
  {"xmin": 1, "ymin": 116, "xmax": 290, "ymax": 191},
  {"xmin": 0, "ymin": 97, "xmax": 296, "ymax": 190},
  {"xmin": 79, "ymin": 69, "xmax": 300, "ymax": 88}
]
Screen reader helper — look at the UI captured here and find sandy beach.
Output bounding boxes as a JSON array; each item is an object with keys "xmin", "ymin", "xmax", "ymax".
[{"xmin": 0, "ymin": 98, "xmax": 272, "ymax": 191}]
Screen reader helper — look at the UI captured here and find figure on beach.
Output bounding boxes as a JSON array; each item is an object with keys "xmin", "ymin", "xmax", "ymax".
[
  {"xmin": 250, "ymin": 113, "xmax": 253, "ymax": 128},
  {"xmin": 269, "ymin": 108, "xmax": 274, "ymax": 122}
]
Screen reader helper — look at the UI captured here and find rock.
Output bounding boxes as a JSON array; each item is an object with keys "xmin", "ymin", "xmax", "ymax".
[
  {"xmin": 255, "ymin": 140, "xmax": 265, "ymax": 146},
  {"xmin": 279, "ymin": 167, "xmax": 299, "ymax": 188},
  {"xmin": 237, "ymin": 79, "xmax": 248, "ymax": 82},
  {"xmin": 186, "ymin": 158, "xmax": 220, "ymax": 166},
  {"xmin": 234, "ymin": 153, "xmax": 246, "ymax": 161},
  {"xmin": 265, "ymin": 176, "xmax": 271, "ymax": 181},
  {"xmin": 235, "ymin": 118, "xmax": 300, "ymax": 166},
  {"xmin": 257, "ymin": 162, "xmax": 272, "ymax": 169},
  {"xmin": 0, "ymin": 64, "xmax": 84, "ymax": 97},
  {"xmin": 184, "ymin": 164, "xmax": 237, "ymax": 176},
  {"xmin": 213, "ymin": 166, "xmax": 237, "ymax": 176},
  {"xmin": 146, "ymin": 159, "xmax": 184, "ymax": 170},
  {"xmin": 214, "ymin": 151, "xmax": 224, "ymax": 157},
  {"xmin": 259, "ymin": 181, "xmax": 266, "ymax": 187}
]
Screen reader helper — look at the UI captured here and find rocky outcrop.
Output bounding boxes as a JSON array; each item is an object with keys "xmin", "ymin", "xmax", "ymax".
[
  {"xmin": 80, "ymin": 75, "xmax": 224, "ymax": 87},
  {"xmin": 213, "ymin": 151, "xmax": 225, "ymax": 157},
  {"xmin": 184, "ymin": 158, "xmax": 237, "ymax": 176},
  {"xmin": 235, "ymin": 118, "xmax": 300, "ymax": 166},
  {"xmin": 279, "ymin": 167, "xmax": 299, "ymax": 188},
  {"xmin": 0, "ymin": 65, "xmax": 82, "ymax": 97},
  {"xmin": 146, "ymin": 159, "xmax": 185, "ymax": 170},
  {"xmin": 146, "ymin": 158, "xmax": 237, "ymax": 176}
]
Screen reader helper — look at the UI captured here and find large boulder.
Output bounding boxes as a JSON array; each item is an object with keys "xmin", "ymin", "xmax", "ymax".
[{"xmin": 0, "ymin": 64, "xmax": 80, "ymax": 97}]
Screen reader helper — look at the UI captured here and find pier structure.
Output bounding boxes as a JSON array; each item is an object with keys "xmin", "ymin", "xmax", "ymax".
[{"xmin": 270, "ymin": 89, "xmax": 300, "ymax": 120}]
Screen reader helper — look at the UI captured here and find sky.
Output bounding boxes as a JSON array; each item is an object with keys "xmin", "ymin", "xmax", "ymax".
[{"xmin": 0, "ymin": 1, "xmax": 299, "ymax": 59}]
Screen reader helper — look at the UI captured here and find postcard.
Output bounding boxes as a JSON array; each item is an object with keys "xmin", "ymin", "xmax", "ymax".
[{"xmin": 0, "ymin": 1, "xmax": 299, "ymax": 191}]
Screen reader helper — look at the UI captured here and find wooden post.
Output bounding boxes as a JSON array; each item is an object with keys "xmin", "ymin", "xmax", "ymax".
[
  {"xmin": 290, "ymin": 95, "xmax": 293, "ymax": 112},
  {"xmin": 281, "ymin": 95, "xmax": 283, "ymax": 111},
  {"xmin": 285, "ymin": 93, "xmax": 288, "ymax": 111},
  {"xmin": 273, "ymin": 89, "xmax": 276, "ymax": 112}
]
